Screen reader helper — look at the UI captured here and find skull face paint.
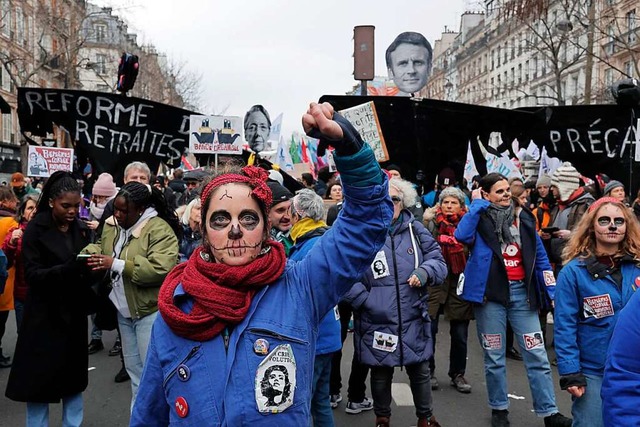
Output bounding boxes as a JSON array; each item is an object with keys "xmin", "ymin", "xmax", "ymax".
[{"xmin": 205, "ymin": 183, "xmax": 265, "ymax": 266}]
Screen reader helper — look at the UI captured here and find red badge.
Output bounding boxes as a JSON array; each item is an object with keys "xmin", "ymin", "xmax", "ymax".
[
  {"xmin": 175, "ymin": 397, "xmax": 189, "ymax": 418},
  {"xmin": 635, "ymin": 276, "xmax": 640, "ymax": 287}
]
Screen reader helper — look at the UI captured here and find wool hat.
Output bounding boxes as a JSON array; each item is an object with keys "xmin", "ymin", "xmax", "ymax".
[
  {"xmin": 438, "ymin": 186, "xmax": 466, "ymax": 207},
  {"xmin": 267, "ymin": 181, "xmax": 293, "ymax": 207},
  {"xmin": 536, "ymin": 174, "xmax": 552, "ymax": 188},
  {"xmin": 551, "ymin": 162, "xmax": 581, "ymax": 202},
  {"xmin": 437, "ymin": 167, "xmax": 456, "ymax": 186},
  {"xmin": 92, "ymin": 173, "xmax": 117, "ymax": 197},
  {"xmin": 603, "ymin": 180, "xmax": 624, "ymax": 196},
  {"xmin": 10, "ymin": 172, "xmax": 25, "ymax": 187}
]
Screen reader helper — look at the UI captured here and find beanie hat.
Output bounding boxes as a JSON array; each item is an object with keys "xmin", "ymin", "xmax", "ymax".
[
  {"xmin": 536, "ymin": 174, "xmax": 552, "ymax": 188},
  {"xmin": 267, "ymin": 181, "xmax": 293, "ymax": 207},
  {"xmin": 92, "ymin": 173, "xmax": 117, "ymax": 197},
  {"xmin": 386, "ymin": 164, "xmax": 402, "ymax": 175},
  {"xmin": 10, "ymin": 172, "xmax": 25, "ymax": 187},
  {"xmin": 438, "ymin": 186, "xmax": 466, "ymax": 207},
  {"xmin": 603, "ymin": 180, "xmax": 624, "ymax": 196},
  {"xmin": 437, "ymin": 167, "xmax": 456, "ymax": 186},
  {"xmin": 551, "ymin": 162, "xmax": 581, "ymax": 202}
]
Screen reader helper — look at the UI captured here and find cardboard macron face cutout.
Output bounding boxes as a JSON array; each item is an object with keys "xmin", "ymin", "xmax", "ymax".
[{"xmin": 386, "ymin": 32, "xmax": 433, "ymax": 95}]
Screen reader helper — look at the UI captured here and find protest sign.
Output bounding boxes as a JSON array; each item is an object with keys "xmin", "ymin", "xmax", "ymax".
[
  {"xmin": 189, "ymin": 115, "xmax": 243, "ymax": 154},
  {"xmin": 28, "ymin": 146, "xmax": 73, "ymax": 178},
  {"xmin": 338, "ymin": 101, "xmax": 389, "ymax": 162}
]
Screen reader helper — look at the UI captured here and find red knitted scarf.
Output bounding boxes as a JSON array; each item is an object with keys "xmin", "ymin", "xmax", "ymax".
[
  {"xmin": 435, "ymin": 208, "xmax": 467, "ymax": 275},
  {"xmin": 158, "ymin": 242, "xmax": 286, "ymax": 341}
]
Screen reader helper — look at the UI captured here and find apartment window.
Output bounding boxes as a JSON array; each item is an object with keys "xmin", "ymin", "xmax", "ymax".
[
  {"xmin": 15, "ymin": 7, "xmax": 23, "ymax": 45},
  {"xmin": 491, "ymin": 50, "xmax": 495, "ymax": 70},
  {"xmin": 1, "ymin": 0, "xmax": 10, "ymax": 38},
  {"xmin": 96, "ymin": 84, "xmax": 110, "ymax": 92},
  {"xmin": 572, "ymin": 75, "xmax": 579, "ymax": 97},
  {"xmin": 497, "ymin": 47, "xmax": 501, "ymax": 67},
  {"xmin": 606, "ymin": 24, "xmax": 615, "ymax": 55},
  {"xmin": 491, "ymin": 77, "xmax": 495, "ymax": 96},
  {"xmin": 605, "ymin": 68, "xmax": 614, "ymax": 86},
  {"xmin": 2, "ymin": 112, "xmax": 11, "ymax": 144},
  {"xmin": 627, "ymin": 10, "xmax": 637, "ymax": 44},
  {"xmin": 0, "ymin": 66, "xmax": 10, "ymax": 91},
  {"xmin": 518, "ymin": 63, "xmax": 522, "ymax": 83},
  {"xmin": 94, "ymin": 24, "xmax": 107, "ymax": 42},
  {"xmin": 510, "ymin": 38, "xmax": 515, "ymax": 59},
  {"xmin": 624, "ymin": 61, "xmax": 634, "ymax": 77},
  {"xmin": 503, "ymin": 43, "xmax": 508, "ymax": 63},
  {"xmin": 525, "ymin": 60, "xmax": 530, "ymax": 81},
  {"xmin": 95, "ymin": 54, "xmax": 107, "ymax": 75}
]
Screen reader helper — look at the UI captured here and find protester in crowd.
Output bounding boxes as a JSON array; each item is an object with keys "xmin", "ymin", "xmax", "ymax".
[
  {"xmin": 301, "ymin": 172, "xmax": 327, "ymax": 198},
  {"xmin": 602, "ymin": 180, "xmax": 625, "ymax": 204},
  {"xmin": 168, "ymin": 168, "xmax": 188, "ymax": 196},
  {"xmin": 554, "ymin": 197, "xmax": 639, "ymax": 427},
  {"xmin": 287, "ymin": 189, "xmax": 340, "ymax": 427},
  {"xmin": 0, "ymin": 186, "xmax": 18, "ymax": 368},
  {"xmin": 455, "ymin": 173, "xmax": 572, "ymax": 427},
  {"xmin": 179, "ymin": 169, "xmax": 207, "ymax": 206},
  {"xmin": 152, "ymin": 174, "xmax": 177, "ymax": 209},
  {"xmin": 266, "ymin": 180, "xmax": 294, "ymax": 256},
  {"xmin": 602, "ymin": 283, "xmax": 640, "ymax": 426},
  {"xmin": 2, "ymin": 194, "xmax": 38, "ymax": 330},
  {"xmin": 325, "ymin": 178, "xmax": 344, "ymax": 226},
  {"xmin": 548, "ymin": 162, "xmax": 594, "ymax": 275},
  {"xmin": 10, "ymin": 172, "xmax": 39, "ymax": 202},
  {"xmin": 343, "ymin": 176, "xmax": 446, "ymax": 427},
  {"xmin": 423, "ymin": 187, "xmax": 473, "ymax": 394},
  {"xmin": 422, "ymin": 167, "xmax": 470, "ymax": 209},
  {"xmin": 129, "ymin": 102, "xmax": 392, "ymax": 426},
  {"xmin": 5, "ymin": 171, "xmax": 93, "ymax": 426},
  {"xmin": 81, "ymin": 181, "xmax": 181, "ymax": 409},
  {"xmin": 179, "ymin": 197, "xmax": 202, "ymax": 263},
  {"xmin": 384, "ymin": 165, "xmax": 424, "ymax": 220}
]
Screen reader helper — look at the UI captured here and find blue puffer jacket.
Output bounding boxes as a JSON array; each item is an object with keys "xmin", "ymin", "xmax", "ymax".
[
  {"xmin": 342, "ymin": 209, "xmax": 446, "ymax": 367},
  {"xmin": 130, "ymin": 145, "xmax": 393, "ymax": 427},
  {"xmin": 179, "ymin": 224, "xmax": 201, "ymax": 263},
  {"xmin": 289, "ymin": 223, "xmax": 341, "ymax": 356},
  {"xmin": 454, "ymin": 199, "xmax": 555, "ymax": 308},
  {"xmin": 554, "ymin": 257, "xmax": 638, "ymax": 377},
  {"xmin": 602, "ymin": 287, "xmax": 640, "ymax": 426}
]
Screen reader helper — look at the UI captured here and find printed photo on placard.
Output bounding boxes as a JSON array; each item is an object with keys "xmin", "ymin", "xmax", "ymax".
[
  {"xmin": 27, "ymin": 146, "xmax": 73, "ymax": 178},
  {"xmin": 255, "ymin": 344, "xmax": 296, "ymax": 413},
  {"xmin": 386, "ymin": 31, "xmax": 433, "ymax": 95},
  {"xmin": 244, "ymin": 105, "xmax": 272, "ymax": 154},
  {"xmin": 189, "ymin": 115, "xmax": 243, "ymax": 155}
]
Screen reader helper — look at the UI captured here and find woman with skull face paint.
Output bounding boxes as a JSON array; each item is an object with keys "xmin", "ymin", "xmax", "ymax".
[
  {"xmin": 81, "ymin": 181, "xmax": 181, "ymax": 409},
  {"xmin": 131, "ymin": 102, "xmax": 393, "ymax": 426},
  {"xmin": 554, "ymin": 197, "xmax": 640, "ymax": 427}
]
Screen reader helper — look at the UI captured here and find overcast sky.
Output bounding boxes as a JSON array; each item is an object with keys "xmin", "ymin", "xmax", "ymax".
[{"xmin": 97, "ymin": 0, "xmax": 473, "ymax": 136}]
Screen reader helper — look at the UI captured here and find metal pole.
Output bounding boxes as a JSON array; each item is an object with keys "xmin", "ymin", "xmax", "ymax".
[
  {"xmin": 360, "ymin": 80, "xmax": 367, "ymax": 96},
  {"xmin": 214, "ymin": 153, "xmax": 219, "ymax": 173}
]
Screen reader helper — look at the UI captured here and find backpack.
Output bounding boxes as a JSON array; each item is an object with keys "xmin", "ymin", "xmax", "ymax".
[
  {"xmin": 116, "ymin": 52, "xmax": 139, "ymax": 93},
  {"xmin": 0, "ymin": 249, "xmax": 8, "ymax": 295}
]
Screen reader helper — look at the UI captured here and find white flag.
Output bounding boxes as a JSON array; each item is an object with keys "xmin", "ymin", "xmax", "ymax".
[
  {"xmin": 268, "ymin": 113, "xmax": 283, "ymax": 151},
  {"xmin": 538, "ymin": 147, "xmax": 562, "ymax": 178},
  {"xmin": 486, "ymin": 152, "xmax": 523, "ymax": 180},
  {"xmin": 463, "ymin": 140, "xmax": 479, "ymax": 190},
  {"xmin": 526, "ymin": 141, "xmax": 540, "ymax": 161},
  {"xmin": 275, "ymin": 135, "xmax": 294, "ymax": 172}
]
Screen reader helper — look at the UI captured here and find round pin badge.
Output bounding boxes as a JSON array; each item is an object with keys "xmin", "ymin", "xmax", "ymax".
[
  {"xmin": 175, "ymin": 396, "xmax": 189, "ymax": 418},
  {"xmin": 407, "ymin": 247, "xmax": 414, "ymax": 255},
  {"xmin": 635, "ymin": 276, "xmax": 640, "ymax": 287},
  {"xmin": 177, "ymin": 364, "xmax": 190, "ymax": 382},
  {"xmin": 253, "ymin": 338, "xmax": 269, "ymax": 355}
]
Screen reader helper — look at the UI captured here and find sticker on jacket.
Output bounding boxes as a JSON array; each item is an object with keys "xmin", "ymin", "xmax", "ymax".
[
  {"xmin": 583, "ymin": 294, "xmax": 614, "ymax": 319},
  {"xmin": 255, "ymin": 344, "xmax": 296, "ymax": 413},
  {"xmin": 523, "ymin": 332, "xmax": 544, "ymax": 351},
  {"xmin": 333, "ymin": 306, "xmax": 340, "ymax": 321},
  {"xmin": 481, "ymin": 333, "xmax": 502, "ymax": 350},
  {"xmin": 543, "ymin": 270, "xmax": 556, "ymax": 287},
  {"xmin": 372, "ymin": 331, "xmax": 398, "ymax": 352},
  {"xmin": 371, "ymin": 251, "xmax": 390, "ymax": 279}
]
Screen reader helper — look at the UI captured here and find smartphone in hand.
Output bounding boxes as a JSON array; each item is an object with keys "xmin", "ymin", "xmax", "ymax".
[{"xmin": 76, "ymin": 254, "xmax": 92, "ymax": 261}]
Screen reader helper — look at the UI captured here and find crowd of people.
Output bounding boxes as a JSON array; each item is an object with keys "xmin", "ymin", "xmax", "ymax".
[{"xmin": 0, "ymin": 103, "xmax": 639, "ymax": 427}]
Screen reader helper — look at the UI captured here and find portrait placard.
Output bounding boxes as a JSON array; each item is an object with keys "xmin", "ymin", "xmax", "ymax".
[{"xmin": 28, "ymin": 146, "xmax": 73, "ymax": 178}]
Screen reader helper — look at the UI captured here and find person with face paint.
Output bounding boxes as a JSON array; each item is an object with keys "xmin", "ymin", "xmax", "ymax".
[
  {"xmin": 455, "ymin": 173, "xmax": 572, "ymax": 427},
  {"xmin": 5, "ymin": 171, "xmax": 93, "ymax": 426},
  {"xmin": 130, "ymin": 102, "xmax": 393, "ymax": 426},
  {"xmin": 81, "ymin": 182, "xmax": 181, "ymax": 409},
  {"xmin": 554, "ymin": 197, "xmax": 640, "ymax": 427}
]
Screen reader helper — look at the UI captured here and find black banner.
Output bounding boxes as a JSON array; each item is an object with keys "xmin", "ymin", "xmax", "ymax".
[{"xmin": 17, "ymin": 88, "xmax": 197, "ymax": 182}]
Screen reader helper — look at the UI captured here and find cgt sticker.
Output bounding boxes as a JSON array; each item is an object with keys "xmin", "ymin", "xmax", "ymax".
[
  {"xmin": 481, "ymin": 333, "xmax": 502, "ymax": 350},
  {"xmin": 583, "ymin": 294, "xmax": 614, "ymax": 319},
  {"xmin": 523, "ymin": 332, "xmax": 544, "ymax": 351}
]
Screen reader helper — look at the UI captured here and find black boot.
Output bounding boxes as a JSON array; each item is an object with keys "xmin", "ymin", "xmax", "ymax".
[
  {"xmin": 491, "ymin": 409, "xmax": 510, "ymax": 427},
  {"xmin": 88, "ymin": 339, "xmax": 104, "ymax": 355}
]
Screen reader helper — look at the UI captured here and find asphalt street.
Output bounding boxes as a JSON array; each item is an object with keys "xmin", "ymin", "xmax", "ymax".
[{"xmin": 0, "ymin": 314, "xmax": 571, "ymax": 426}]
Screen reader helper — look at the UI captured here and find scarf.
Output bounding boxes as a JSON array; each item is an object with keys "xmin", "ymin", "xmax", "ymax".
[
  {"xmin": 486, "ymin": 202, "xmax": 515, "ymax": 244},
  {"xmin": 158, "ymin": 241, "xmax": 287, "ymax": 341},
  {"xmin": 435, "ymin": 208, "xmax": 467, "ymax": 274}
]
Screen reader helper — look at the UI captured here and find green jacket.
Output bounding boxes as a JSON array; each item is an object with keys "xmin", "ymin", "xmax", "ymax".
[{"xmin": 83, "ymin": 215, "xmax": 179, "ymax": 319}]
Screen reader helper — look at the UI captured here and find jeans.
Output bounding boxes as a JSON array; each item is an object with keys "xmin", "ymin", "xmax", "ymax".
[
  {"xmin": 118, "ymin": 311, "xmax": 157, "ymax": 409},
  {"xmin": 311, "ymin": 353, "xmax": 335, "ymax": 427},
  {"xmin": 370, "ymin": 360, "xmax": 432, "ymax": 419},
  {"xmin": 329, "ymin": 302, "xmax": 369, "ymax": 402},
  {"xmin": 90, "ymin": 313, "xmax": 103, "ymax": 341},
  {"xmin": 474, "ymin": 280, "xmax": 558, "ymax": 417},
  {"xmin": 429, "ymin": 312, "xmax": 470, "ymax": 379},
  {"xmin": 14, "ymin": 299, "xmax": 24, "ymax": 332},
  {"xmin": 571, "ymin": 373, "xmax": 603, "ymax": 427},
  {"xmin": 26, "ymin": 393, "xmax": 83, "ymax": 427}
]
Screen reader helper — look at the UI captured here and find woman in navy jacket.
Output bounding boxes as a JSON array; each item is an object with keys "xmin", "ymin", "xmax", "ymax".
[
  {"xmin": 555, "ymin": 197, "xmax": 639, "ymax": 427},
  {"xmin": 454, "ymin": 173, "xmax": 571, "ymax": 427},
  {"xmin": 343, "ymin": 177, "xmax": 447, "ymax": 427}
]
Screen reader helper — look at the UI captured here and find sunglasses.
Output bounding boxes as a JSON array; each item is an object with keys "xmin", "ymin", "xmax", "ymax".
[
  {"xmin": 596, "ymin": 216, "xmax": 625, "ymax": 227},
  {"xmin": 391, "ymin": 196, "xmax": 402, "ymax": 204}
]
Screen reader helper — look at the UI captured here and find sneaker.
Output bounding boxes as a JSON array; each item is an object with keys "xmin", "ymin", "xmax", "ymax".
[
  {"xmin": 418, "ymin": 416, "xmax": 441, "ymax": 427},
  {"xmin": 375, "ymin": 416, "xmax": 390, "ymax": 427},
  {"xmin": 451, "ymin": 374, "xmax": 472, "ymax": 393},
  {"xmin": 108, "ymin": 339, "xmax": 122, "ymax": 357},
  {"xmin": 491, "ymin": 409, "xmax": 510, "ymax": 427},
  {"xmin": 88, "ymin": 339, "xmax": 104, "ymax": 355},
  {"xmin": 330, "ymin": 393, "xmax": 342, "ymax": 408},
  {"xmin": 506, "ymin": 347, "xmax": 523, "ymax": 361},
  {"xmin": 431, "ymin": 375, "xmax": 439, "ymax": 390},
  {"xmin": 0, "ymin": 354, "xmax": 11, "ymax": 369},
  {"xmin": 544, "ymin": 412, "xmax": 572, "ymax": 427},
  {"xmin": 345, "ymin": 397, "xmax": 373, "ymax": 414},
  {"xmin": 114, "ymin": 366, "xmax": 130, "ymax": 383}
]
